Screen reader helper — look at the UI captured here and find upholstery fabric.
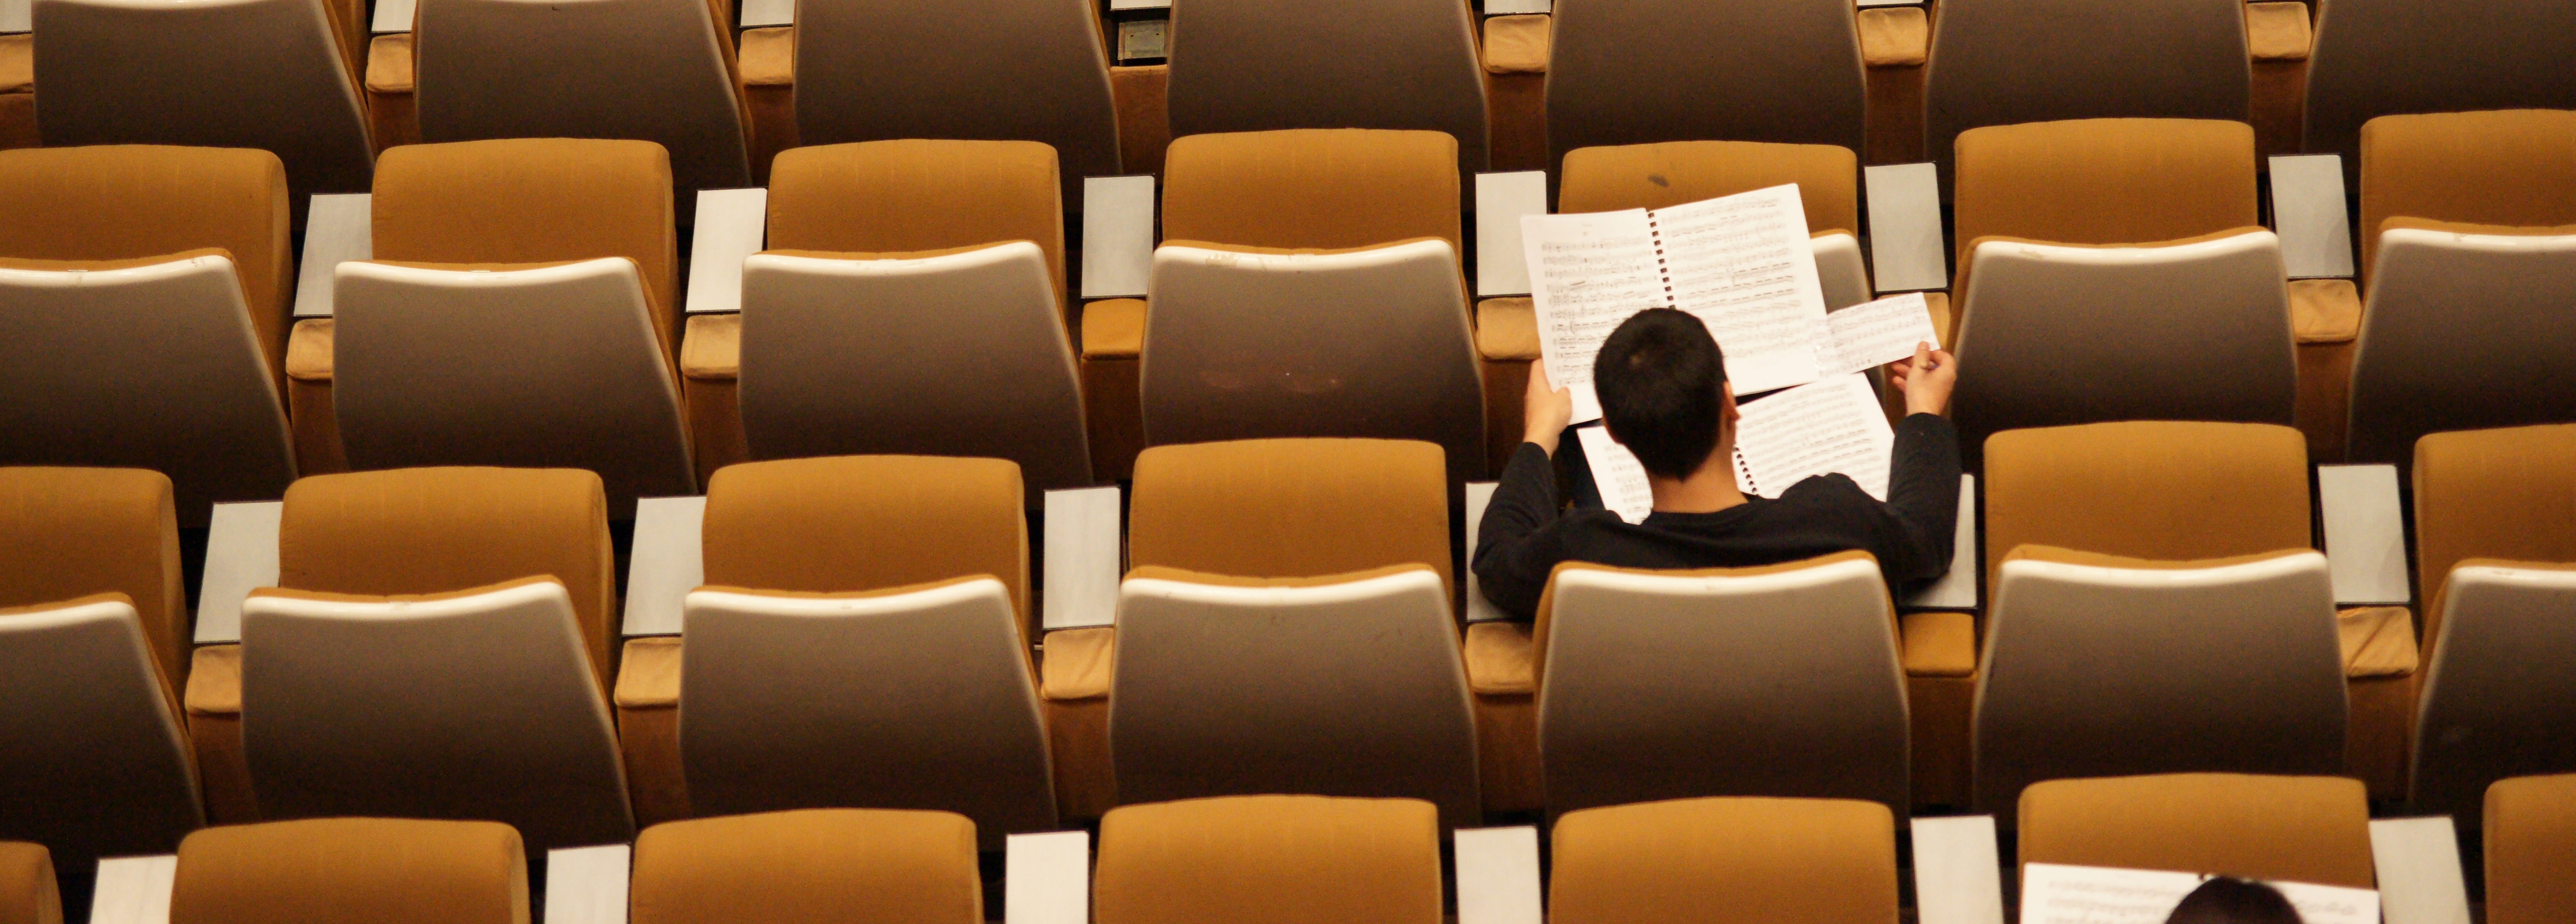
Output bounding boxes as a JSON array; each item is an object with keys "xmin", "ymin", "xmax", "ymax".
[
  {"xmin": 1109, "ymin": 65, "xmax": 1170, "ymax": 175},
  {"xmin": 1901, "ymin": 610, "xmax": 1976, "ymax": 677},
  {"xmin": 1550, "ymin": 797, "xmax": 1897, "ymax": 924},
  {"xmin": 2245, "ymin": 2, "xmax": 2311, "ymax": 62},
  {"xmin": 1161, "ymin": 130, "xmax": 1461, "ymax": 256},
  {"xmin": 1545, "ymin": 0, "xmax": 1864, "ymax": 164},
  {"xmin": 2487, "ymin": 774, "xmax": 2576, "ymax": 924},
  {"xmin": 1557, "ymin": 140, "xmax": 1859, "ymax": 238},
  {"xmin": 1040, "ymin": 625, "xmax": 1113, "ymax": 701},
  {"xmin": 1923, "ymin": 0, "xmax": 2248, "ymax": 170},
  {"xmin": 1482, "ymin": 15, "xmax": 1549, "ymax": 74},
  {"xmin": 1164, "ymin": 0, "xmax": 1487, "ymax": 177},
  {"xmin": 2357, "ymin": 110, "xmax": 2576, "ymax": 281},
  {"xmin": 1093, "ymin": 795, "xmax": 1442, "ymax": 924},
  {"xmin": 370, "ymin": 139, "xmax": 680, "ymax": 362},
  {"xmin": 364, "ymin": 34, "xmax": 413, "ymax": 93},
  {"xmin": 1983, "ymin": 422, "xmax": 2309, "ymax": 592},
  {"xmin": 2412, "ymin": 424, "xmax": 2576, "ymax": 659},
  {"xmin": 701, "ymin": 455, "xmax": 1029, "ymax": 634},
  {"xmin": 0, "ymin": 145, "xmax": 292, "ymax": 383},
  {"xmin": 276, "ymin": 466, "xmax": 615, "ymax": 689},
  {"xmin": 169, "ymin": 818, "xmax": 527, "ymax": 924},
  {"xmin": 1951, "ymin": 118, "xmax": 2256, "ymax": 275},
  {"xmin": 2339, "ymin": 606, "xmax": 2418, "ymax": 677},
  {"xmin": 0, "ymin": 467, "xmax": 186, "ymax": 689},
  {"xmin": 630, "ymin": 809, "xmax": 981, "ymax": 924},
  {"xmin": 1530, "ymin": 552, "xmax": 1881, "ymax": 687},
  {"xmin": 1127, "ymin": 438, "xmax": 1452, "ymax": 599},
  {"xmin": 0, "ymin": 842, "xmax": 56, "ymax": 924},
  {"xmin": 738, "ymin": 28, "xmax": 797, "ymax": 184},
  {"xmin": 767, "ymin": 140, "xmax": 1067, "ymax": 311},
  {"xmin": 1463, "ymin": 621, "xmax": 1535, "ymax": 695},
  {"xmin": 2303, "ymin": 0, "xmax": 2576, "ymax": 170},
  {"xmin": 362, "ymin": 35, "xmax": 419, "ymax": 151},
  {"xmin": 2018, "ymin": 773, "xmax": 2375, "ymax": 888},
  {"xmin": 1857, "ymin": 8, "xmax": 1928, "ymax": 68}
]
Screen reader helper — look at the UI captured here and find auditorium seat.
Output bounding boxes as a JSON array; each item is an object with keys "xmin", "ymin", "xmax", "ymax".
[
  {"xmin": 298, "ymin": 139, "xmax": 693, "ymax": 513},
  {"xmin": 1531, "ymin": 554, "xmax": 1908, "ymax": 818},
  {"xmin": 1094, "ymin": 439, "xmax": 1481, "ymax": 824},
  {"xmin": 1947, "ymin": 120, "xmax": 2295, "ymax": 465},
  {"xmin": 2017, "ymin": 773, "xmax": 2375, "ymax": 888},
  {"xmin": 187, "ymin": 467, "xmax": 631, "ymax": 848},
  {"xmin": 630, "ymin": 809, "xmax": 983, "ymax": 924},
  {"xmin": 1093, "ymin": 795, "xmax": 1442, "ymax": 924},
  {"xmin": 0, "ymin": 469, "xmax": 202, "ymax": 868},
  {"xmin": 2486, "ymin": 774, "xmax": 2576, "ymax": 924},
  {"xmin": 1165, "ymin": 0, "xmax": 1486, "ymax": 177},
  {"xmin": 408, "ymin": 0, "xmax": 752, "ymax": 207},
  {"xmin": 2406, "ymin": 425, "xmax": 2576, "ymax": 819},
  {"xmin": 681, "ymin": 140, "xmax": 1089, "ymax": 493},
  {"xmin": 2341, "ymin": 110, "xmax": 2576, "ymax": 464},
  {"xmin": 0, "ymin": 842, "xmax": 56, "ymax": 924},
  {"xmin": 31, "ymin": 0, "xmax": 371, "ymax": 197},
  {"xmin": 0, "ymin": 146, "xmax": 298, "ymax": 525},
  {"xmin": 2303, "ymin": 0, "xmax": 2576, "ymax": 175},
  {"xmin": 1549, "ymin": 797, "xmax": 1898, "ymax": 924},
  {"xmin": 1977, "ymin": 423, "xmax": 2346, "ymax": 812},
  {"xmin": 1923, "ymin": 0, "xmax": 2249, "ymax": 172},
  {"xmin": 1544, "ymin": 0, "xmax": 1866, "ymax": 169},
  {"xmin": 613, "ymin": 455, "xmax": 1055, "ymax": 841},
  {"xmin": 170, "ymin": 817, "xmax": 526, "ymax": 924},
  {"xmin": 1115, "ymin": 130, "xmax": 1483, "ymax": 481}
]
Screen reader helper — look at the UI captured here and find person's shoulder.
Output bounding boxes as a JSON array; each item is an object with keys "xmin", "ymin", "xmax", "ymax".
[{"xmin": 1776, "ymin": 473, "xmax": 1876, "ymax": 504}]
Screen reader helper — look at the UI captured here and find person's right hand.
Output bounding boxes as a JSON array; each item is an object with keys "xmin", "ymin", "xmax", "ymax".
[{"xmin": 1889, "ymin": 342, "xmax": 1957, "ymax": 417}]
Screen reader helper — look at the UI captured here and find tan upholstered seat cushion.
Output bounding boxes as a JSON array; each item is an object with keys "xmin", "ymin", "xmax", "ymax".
[
  {"xmin": 1482, "ymin": 15, "xmax": 1550, "ymax": 74},
  {"xmin": 1550, "ymin": 796, "xmax": 1897, "ymax": 924},
  {"xmin": 1857, "ymin": 7, "xmax": 1928, "ymax": 68},
  {"xmin": 1983, "ymin": 422, "xmax": 2309, "ymax": 593},
  {"xmin": 1475, "ymin": 297, "xmax": 1539, "ymax": 360},
  {"xmin": 0, "ymin": 467, "xmax": 186, "ymax": 691},
  {"xmin": 766, "ymin": 141, "xmax": 1066, "ymax": 310},
  {"xmin": 2245, "ymin": 2, "xmax": 2311, "ymax": 62},
  {"xmin": 1162, "ymin": 130, "xmax": 1461, "ymax": 257},
  {"xmin": 0, "ymin": 145, "xmax": 292, "ymax": 375},
  {"xmin": 371, "ymin": 139, "xmax": 680, "ymax": 362},
  {"xmin": 1952, "ymin": 119, "xmax": 2257, "ymax": 274},
  {"xmin": 2359, "ymin": 110, "xmax": 2576, "ymax": 281},
  {"xmin": 1094, "ymin": 795, "xmax": 1443, "ymax": 924},
  {"xmin": 1128, "ymin": 438, "xmax": 1453, "ymax": 599},
  {"xmin": 0, "ymin": 36, "xmax": 30, "ymax": 95},
  {"xmin": 170, "ymin": 818, "xmax": 527, "ymax": 924},
  {"xmin": 2487, "ymin": 774, "xmax": 2576, "ymax": 924},
  {"xmin": 630, "ymin": 809, "xmax": 980, "ymax": 924},
  {"xmin": 2411, "ymin": 424, "xmax": 2576, "ymax": 657},
  {"xmin": 0, "ymin": 841, "xmax": 58, "ymax": 924},
  {"xmin": 2019, "ymin": 773, "xmax": 2374, "ymax": 888},
  {"xmin": 278, "ymin": 467, "xmax": 615, "ymax": 689},
  {"xmin": 1558, "ymin": 140, "xmax": 1859, "ymax": 238},
  {"xmin": 701, "ymin": 455, "xmax": 1030, "ymax": 629}
]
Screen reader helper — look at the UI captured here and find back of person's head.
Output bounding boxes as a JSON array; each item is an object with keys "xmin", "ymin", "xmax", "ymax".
[
  {"xmin": 1596, "ymin": 308, "xmax": 1729, "ymax": 479},
  {"xmin": 2165, "ymin": 877, "xmax": 2304, "ymax": 924}
]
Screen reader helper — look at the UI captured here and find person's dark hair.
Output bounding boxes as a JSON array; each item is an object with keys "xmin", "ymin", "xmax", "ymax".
[
  {"xmin": 1594, "ymin": 308, "xmax": 1729, "ymax": 479},
  {"xmin": 2165, "ymin": 878, "xmax": 2303, "ymax": 924}
]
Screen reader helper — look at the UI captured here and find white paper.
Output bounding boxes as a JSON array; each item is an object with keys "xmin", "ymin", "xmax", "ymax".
[
  {"xmin": 1904, "ymin": 474, "xmax": 1979, "ymax": 609},
  {"xmin": 739, "ymin": 0, "xmax": 794, "ymax": 26},
  {"xmin": 542, "ymin": 845, "xmax": 631, "ymax": 924},
  {"xmin": 1523, "ymin": 209, "xmax": 1668, "ymax": 423},
  {"xmin": 2318, "ymin": 464, "xmax": 2410, "ymax": 605},
  {"xmin": 194, "ymin": 501, "xmax": 283, "ymax": 645},
  {"xmin": 1652, "ymin": 185, "xmax": 1830, "ymax": 394},
  {"xmin": 1453, "ymin": 827, "xmax": 1543, "ymax": 924},
  {"xmin": 685, "ymin": 188, "xmax": 768, "ymax": 314},
  {"xmin": 293, "ymin": 194, "xmax": 374, "ymax": 318},
  {"xmin": 620, "ymin": 496, "xmax": 706, "ymax": 637},
  {"xmin": 1817, "ymin": 292, "xmax": 1941, "ymax": 377},
  {"xmin": 89, "ymin": 855, "xmax": 176, "ymax": 924},
  {"xmin": 1475, "ymin": 172, "xmax": 1550, "ymax": 297},
  {"xmin": 1463, "ymin": 482, "xmax": 1510, "ymax": 623},
  {"xmin": 2018, "ymin": 863, "xmax": 2378, "ymax": 924},
  {"xmin": 1042, "ymin": 486, "xmax": 1123, "ymax": 630},
  {"xmin": 1910, "ymin": 815, "xmax": 2005, "ymax": 924},
  {"xmin": 1576, "ymin": 426, "xmax": 1655, "ymax": 525},
  {"xmin": 1730, "ymin": 373, "xmax": 1894, "ymax": 500},
  {"xmin": 2369, "ymin": 817, "xmax": 2472, "ymax": 924},
  {"xmin": 1864, "ymin": 163, "xmax": 1950, "ymax": 293},
  {"xmin": 1080, "ymin": 176, "xmax": 1156, "ymax": 298},
  {"xmin": 1004, "ymin": 831, "xmax": 1090, "ymax": 924}
]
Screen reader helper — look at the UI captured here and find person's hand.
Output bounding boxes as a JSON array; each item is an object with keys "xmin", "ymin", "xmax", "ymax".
[
  {"xmin": 1888, "ymin": 342, "xmax": 1957, "ymax": 417},
  {"xmin": 1523, "ymin": 357, "xmax": 1575, "ymax": 454}
]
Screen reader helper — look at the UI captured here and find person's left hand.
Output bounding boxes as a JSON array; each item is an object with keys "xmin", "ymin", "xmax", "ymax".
[{"xmin": 1524, "ymin": 358, "xmax": 1575, "ymax": 454}]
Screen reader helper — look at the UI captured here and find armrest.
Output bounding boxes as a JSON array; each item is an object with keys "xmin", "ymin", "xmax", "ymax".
[
  {"xmin": 1040, "ymin": 627, "xmax": 1114, "ymax": 702},
  {"xmin": 680, "ymin": 313, "xmax": 741, "ymax": 382},
  {"xmin": 2369, "ymin": 817, "xmax": 2472, "ymax": 924},
  {"xmin": 2293, "ymin": 278, "xmax": 2363, "ymax": 344},
  {"xmin": 185, "ymin": 644, "xmax": 243, "ymax": 717},
  {"xmin": 613, "ymin": 637, "xmax": 682, "ymax": 710},
  {"xmin": 89, "ymin": 855, "xmax": 178, "ymax": 924},
  {"xmin": 1080, "ymin": 298, "xmax": 1145, "ymax": 360},
  {"xmin": 1475, "ymin": 298, "xmax": 1539, "ymax": 361},
  {"xmin": 621, "ymin": 496, "xmax": 706, "ymax": 638},
  {"xmin": 738, "ymin": 27, "xmax": 794, "ymax": 87},
  {"xmin": 684, "ymin": 188, "xmax": 768, "ymax": 315},
  {"xmin": 287, "ymin": 318, "xmax": 336, "ymax": 384},
  {"xmin": 2339, "ymin": 606, "xmax": 2419, "ymax": 679},
  {"xmin": 1464, "ymin": 481, "xmax": 1509, "ymax": 623},
  {"xmin": 1473, "ymin": 173, "xmax": 1547, "ymax": 297},
  {"xmin": 1453, "ymin": 826, "xmax": 1542, "ymax": 924},
  {"xmin": 1903, "ymin": 473, "xmax": 1977, "ymax": 610},
  {"xmin": 294, "ymin": 194, "xmax": 374, "ymax": 318},
  {"xmin": 1043, "ymin": 487, "xmax": 1122, "ymax": 630},
  {"xmin": 193, "ymin": 501, "xmax": 283, "ymax": 645},
  {"xmin": 1909, "ymin": 816, "xmax": 2005, "ymax": 924},
  {"xmin": 1862, "ymin": 163, "xmax": 1949, "ymax": 294},
  {"xmin": 1857, "ymin": 7, "xmax": 1929, "ymax": 67},
  {"xmin": 2317, "ymin": 464, "xmax": 2409, "ymax": 603},
  {"xmin": 2246, "ymin": 1, "xmax": 2313, "ymax": 62},
  {"xmin": 542, "ymin": 845, "xmax": 631, "ymax": 924},
  {"xmin": 1900, "ymin": 611, "xmax": 1976, "ymax": 678},
  {"xmin": 1080, "ymin": 177, "xmax": 1156, "ymax": 300},
  {"xmin": 1481, "ymin": 16, "xmax": 1549, "ymax": 74},
  {"xmin": 1004, "ymin": 831, "xmax": 1090, "ymax": 924},
  {"xmin": 1463, "ymin": 622, "xmax": 1535, "ymax": 695}
]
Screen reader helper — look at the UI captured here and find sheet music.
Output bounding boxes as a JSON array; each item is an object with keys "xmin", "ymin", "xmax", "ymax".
[
  {"xmin": 1816, "ymin": 292, "xmax": 1942, "ymax": 377},
  {"xmin": 1651, "ymin": 185, "xmax": 1830, "ymax": 394},
  {"xmin": 1577, "ymin": 426, "xmax": 1656, "ymax": 525},
  {"xmin": 2019, "ymin": 864, "xmax": 2378, "ymax": 924},
  {"xmin": 1522, "ymin": 209, "xmax": 1671, "ymax": 422},
  {"xmin": 1731, "ymin": 374, "xmax": 1895, "ymax": 501}
]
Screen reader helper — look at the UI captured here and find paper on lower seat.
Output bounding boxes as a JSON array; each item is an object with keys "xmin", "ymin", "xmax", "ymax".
[{"xmin": 2019, "ymin": 863, "xmax": 2377, "ymax": 924}]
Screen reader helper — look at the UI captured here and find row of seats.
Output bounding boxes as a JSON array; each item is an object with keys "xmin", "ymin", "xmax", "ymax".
[
  {"xmin": 6, "ymin": 773, "xmax": 2576, "ymax": 924},
  {"xmin": 5, "ymin": 416, "xmax": 2573, "ymax": 865},
  {"xmin": 7, "ymin": 0, "xmax": 2573, "ymax": 196}
]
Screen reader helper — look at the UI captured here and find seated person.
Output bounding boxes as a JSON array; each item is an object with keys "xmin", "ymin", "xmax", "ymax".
[{"xmin": 1473, "ymin": 307, "xmax": 1961, "ymax": 619}]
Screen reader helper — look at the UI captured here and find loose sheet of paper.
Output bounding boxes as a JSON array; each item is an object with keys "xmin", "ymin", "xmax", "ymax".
[
  {"xmin": 2019, "ymin": 863, "xmax": 2378, "ymax": 924},
  {"xmin": 1730, "ymin": 373, "xmax": 1895, "ymax": 500},
  {"xmin": 1577, "ymin": 426, "xmax": 1656, "ymax": 525},
  {"xmin": 1652, "ymin": 184, "xmax": 1830, "ymax": 394},
  {"xmin": 1817, "ymin": 292, "xmax": 1941, "ymax": 377},
  {"xmin": 1523, "ymin": 209, "xmax": 1670, "ymax": 422}
]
